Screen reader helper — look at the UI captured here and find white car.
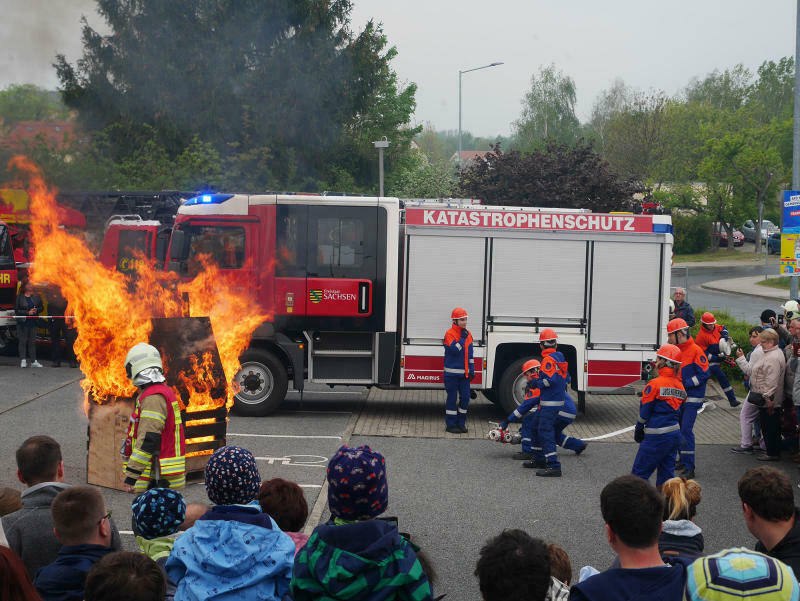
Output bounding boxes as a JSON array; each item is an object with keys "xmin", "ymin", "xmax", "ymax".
[{"xmin": 741, "ymin": 219, "xmax": 779, "ymax": 243}]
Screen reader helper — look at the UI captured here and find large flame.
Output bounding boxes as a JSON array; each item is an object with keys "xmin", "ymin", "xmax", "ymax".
[{"xmin": 12, "ymin": 156, "xmax": 270, "ymax": 411}]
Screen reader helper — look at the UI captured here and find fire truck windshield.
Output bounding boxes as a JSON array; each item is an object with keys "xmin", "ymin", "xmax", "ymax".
[
  {"xmin": 180, "ymin": 225, "xmax": 245, "ymax": 276},
  {"xmin": 0, "ymin": 225, "xmax": 13, "ymax": 269}
]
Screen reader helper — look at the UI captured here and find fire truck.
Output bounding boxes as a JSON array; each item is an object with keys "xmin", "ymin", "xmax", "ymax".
[
  {"xmin": 98, "ymin": 193, "xmax": 672, "ymax": 417},
  {"xmin": 0, "ymin": 219, "xmax": 18, "ymax": 340}
]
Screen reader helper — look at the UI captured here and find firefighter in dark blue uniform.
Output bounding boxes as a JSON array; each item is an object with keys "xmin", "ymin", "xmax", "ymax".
[
  {"xmin": 632, "ymin": 344, "xmax": 686, "ymax": 486},
  {"xmin": 695, "ymin": 311, "xmax": 739, "ymax": 407},
  {"xmin": 499, "ymin": 359, "xmax": 541, "ymax": 461},
  {"xmin": 533, "ymin": 329, "xmax": 569, "ymax": 477},
  {"xmin": 443, "ymin": 307, "xmax": 474, "ymax": 434}
]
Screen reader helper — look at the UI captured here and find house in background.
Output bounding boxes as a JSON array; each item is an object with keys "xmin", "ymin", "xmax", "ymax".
[{"xmin": 449, "ymin": 149, "xmax": 491, "ymax": 167}]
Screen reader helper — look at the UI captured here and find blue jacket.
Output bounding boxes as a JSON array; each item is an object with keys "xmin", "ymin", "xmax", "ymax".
[
  {"xmin": 560, "ymin": 392, "xmax": 577, "ymax": 420},
  {"xmin": 674, "ymin": 301, "xmax": 695, "ymax": 327},
  {"xmin": 165, "ymin": 504, "xmax": 295, "ymax": 601},
  {"xmin": 635, "ymin": 367, "xmax": 685, "ymax": 435},
  {"xmin": 443, "ymin": 325, "xmax": 474, "ymax": 378},
  {"xmin": 676, "ymin": 338, "xmax": 710, "ymax": 400},
  {"xmin": 502, "ymin": 380, "xmax": 540, "ymax": 427},
  {"xmin": 34, "ymin": 543, "xmax": 114, "ymax": 601},
  {"xmin": 569, "ymin": 559, "xmax": 690, "ymax": 601},
  {"xmin": 537, "ymin": 349, "xmax": 568, "ymax": 408}
]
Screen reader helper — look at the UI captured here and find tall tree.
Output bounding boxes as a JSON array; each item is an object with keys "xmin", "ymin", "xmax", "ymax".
[
  {"xmin": 684, "ymin": 64, "xmax": 752, "ymax": 112},
  {"xmin": 512, "ymin": 64, "xmax": 579, "ymax": 151},
  {"xmin": 54, "ymin": 0, "xmax": 418, "ymax": 190},
  {"xmin": 587, "ymin": 78, "xmax": 631, "ymax": 154}
]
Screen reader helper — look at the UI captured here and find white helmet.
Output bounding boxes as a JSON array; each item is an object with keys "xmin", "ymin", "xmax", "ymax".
[
  {"xmin": 124, "ymin": 343, "xmax": 163, "ymax": 380},
  {"xmin": 783, "ymin": 300, "xmax": 800, "ymax": 321}
]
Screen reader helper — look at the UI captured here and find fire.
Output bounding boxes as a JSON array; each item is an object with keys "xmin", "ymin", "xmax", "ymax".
[{"xmin": 11, "ymin": 157, "xmax": 270, "ymax": 410}]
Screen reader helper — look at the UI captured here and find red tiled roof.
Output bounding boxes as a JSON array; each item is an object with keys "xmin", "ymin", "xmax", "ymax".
[
  {"xmin": 450, "ymin": 150, "xmax": 492, "ymax": 163},
  {"xmin": 1, "ymin": 121, "xmax": 78, "ymax": 151}
]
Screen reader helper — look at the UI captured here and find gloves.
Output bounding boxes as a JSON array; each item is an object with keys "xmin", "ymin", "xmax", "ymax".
[
  {"xmin": 634, "ymin": 425, "xmax": 644, "ymax": 443},
  {"xmin": 499, "ymin": 421, "xmax": 508, "ymax": 430}
]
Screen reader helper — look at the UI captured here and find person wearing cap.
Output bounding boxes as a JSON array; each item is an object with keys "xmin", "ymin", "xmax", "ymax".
[
  {"xmin": 132, "ymin": 488, "xmax": 186, "ymax": 600},
  {"xmin": 122, "ymin": 343, "xmax": 186, "ymax": 494},
  {"xmin": 672, "ymin": 288, "xmax": 695, "ymax": 327},
  {"xmin": 443, "ymin": 307, "xmax": 474, "ymax": 434},
  {"xmin": 499, "ymin": 359, "xmax": 542, "ymax": 462},
  {"xmin": 533, "ymin": 329, "xmax": 571, "ymax": 477},
  {"xmin": 684, "ymin": 547, "xmax": 800, "ymax": 601},
  {"xmin": 631, "ymin": 344, "xmax": 686, "ymax": 486},
  {"xmin": 166, "ymin": 446, "xmax": 295, "ymax": 601},
  {"xmin": 695, "ymin": 311, "xmax": 739, "ymax": 407},
  {"xmin": 667, "ymin": 318, "xmax": 710, "ymax": 480},
  {"xmin": 761, "ymin": 309, "xmax": 791, "ymax": 349},
  {"xmin": 291, "ymin": 445, "xmax": 435, "ymax": 601}
]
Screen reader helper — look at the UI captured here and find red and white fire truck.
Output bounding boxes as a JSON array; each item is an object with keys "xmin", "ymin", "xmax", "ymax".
[{"xmin": 103, "ymin": 194, "xmax": 674, "ymax": 416}]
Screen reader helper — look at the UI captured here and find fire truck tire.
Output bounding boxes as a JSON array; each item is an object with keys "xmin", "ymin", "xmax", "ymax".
[
  {"xmin": 482, "ymin": 389, "xmax": 498, "ymax": 404},
  {"xmin": 232, "ymin": 349, "xmax": 288, "ymax": 416},
  {"xmin": 498, "ymin": 357, "xmax": 540, "ymax": 416}
]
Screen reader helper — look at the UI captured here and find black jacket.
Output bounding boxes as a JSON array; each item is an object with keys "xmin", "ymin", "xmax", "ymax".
[
  {"xmin": 755, "ymin": 508, "xmax": 800, "ymax": 581},
  {"xmin": 15, "ymin": 292, "xmax": 43, "ymax": 326},
  {"xmin": 658, "ymin": 520, "xmax": 704, "ymax": 562}
]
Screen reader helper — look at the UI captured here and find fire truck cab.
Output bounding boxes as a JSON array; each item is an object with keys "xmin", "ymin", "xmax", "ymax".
[
  {"xmin": 0, "ymin": 220, "xmax": 19, "ymax": 334},
  {"xmin": 163, "ymin": 194, "xmax": 673, "ymax": 416}
]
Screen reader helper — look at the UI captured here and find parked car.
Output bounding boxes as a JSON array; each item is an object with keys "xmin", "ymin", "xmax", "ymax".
[
  {"xmin": 714, "ymin": 222, "xmax": 744, "ymax": 247},
  {"xmin": 767, "ymin": 232, "xmax": 782, "ymax": 254},
  {"xmin": 742, "ymin": 219, "xmax": 779, "ymax": 243}
]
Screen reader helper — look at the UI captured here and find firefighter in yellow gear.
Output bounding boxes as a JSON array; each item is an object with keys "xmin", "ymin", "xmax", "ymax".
[{"xmin": 121, "ymin": 343, "xmax": 186, "ymax": 493}]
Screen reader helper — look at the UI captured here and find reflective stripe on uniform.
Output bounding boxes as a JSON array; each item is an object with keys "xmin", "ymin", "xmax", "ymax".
[
  {"xmin": 539, "ymin": 400, "xmax": 564, "ymax": 407},
  {"xmin": 644, "ymin": 424, "xmax": 680, "ymax": 434},
  {"xmin": 531, "ymin": 446, "xmax": 543, "ymax": 451},
  {"xmin": 686, "ymin": 397, "xmax": 704, "ymax": 404},
  {"xmin": 691, "ymin": 376, "xmax": 700, "ymax": 387},
  {"xmin": 513, "ymin": 410, "xmax": 523, "ymax": 419},
  {"xmin": 637, "ymin": 416, "xmax": 646, "ymax": 424},
  {"xmin": 140, "ymin": 410, "xmax": 166, "ymax": 425},
  {"xmin": 444, "ymin": 367, "xmax": 464, "ymax": 374},
  {"xmin": 445, "ymin": 410, "xmax": 458, "ymax": 415},
  {"xmin": 680, "ymin": 450, "xmax": 695, "ymax": 455},
  {"xmin": 545, "ymin": 452, "xmax": 557, "ymax": 457},
  {"xmin": 558, "ymin": 411, "xmax": 576, "ymax": 419},
  {"xmin": 723, "ymin": 386, "xmax": 733, "ymax": 392},
  {"xmin": 457, "ymin": 408, "xmax": 468, "ymax": 413},
  {"xmin": 522, "ymin": 438, "xmax": 532, "ymax": 442},
  {"xmin": 455, "ymin": 343, "xmax": 462, "ymax": 351}
]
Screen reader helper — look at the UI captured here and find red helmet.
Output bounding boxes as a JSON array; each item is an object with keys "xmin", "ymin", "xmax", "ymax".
[
  {"xmin": 539, "ymin": 328, "xmax": 558, "ymax": 343},
  {"xmin": 521, "ymin": 359, "xmax": 541, "ymax": 374},
  {"xmin": 701, "ymin": 312, "xmax": 716, "ymax": 325},
  {"xmin": 667, "ymin": 318, "xmax": 689, "ymax": 334},
  {"xmin": 656, "ymin": 344, "xmax": 682, "ymax": 364},
  {"xmin": 451, "ymin": 307, "xmax": 468, "ymax": 320}
]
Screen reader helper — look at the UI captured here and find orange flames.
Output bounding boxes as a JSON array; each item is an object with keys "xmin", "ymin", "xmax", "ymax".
[{"xmin": 11, "ymin": 156, "xmax": 270, "ymax": 411}]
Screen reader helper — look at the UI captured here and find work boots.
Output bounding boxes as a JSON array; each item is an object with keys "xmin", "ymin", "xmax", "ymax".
[
  {"xmin": 523, "ymin": 459, "xmax": 547, "ymax": 469},
  {"xmin": 513, "ymin": 452, "xmax": 533, "ymax": 460},
  {"xmin": 536, "ymin": 467, "xmax": 562, "ymax": 477}
]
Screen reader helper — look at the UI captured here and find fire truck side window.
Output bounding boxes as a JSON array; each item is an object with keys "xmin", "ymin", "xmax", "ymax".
[
  {"xmin": 276, "ymin": 206, "xmax": 307, "ymax": 277},
  {"xmin": 316, "ymin": 218, "xmax": 364, "ymax": 269},
  {"xmin": 184, "ymin": 226, "xmax": 245, "ymax": 275},
  {"xmin": 0, "ymin": 225, "xmax": 12, "ymax": 268},
  {"xmin": 117, "ymin": 229, "xmax": 148, "ymax": 273}
]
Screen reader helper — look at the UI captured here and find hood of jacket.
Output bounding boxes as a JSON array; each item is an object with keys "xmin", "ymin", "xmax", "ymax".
[
  {"xmin": 20, "ymin": 482, "xmax": 70, "ymax": 508},
  {"xmin": 291, "ymin": 520, "xmax": 433, "ymax": 601},
  {"xmin": 33, "ymin": 544, "xmax": 113, "ymax": 601},
  {"xmin": 166, "ymin": 504, "xmax": 294, "ymax": 601},
  {"xmin": 661, "ymin": 519, "xmax": 701, "ymax": 537}
]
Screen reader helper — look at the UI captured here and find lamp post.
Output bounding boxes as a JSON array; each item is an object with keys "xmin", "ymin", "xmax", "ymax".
[
  {"xmin": 458, "ymin": 61, "xmax": 503, "ymax": 169},
  {"xmin": 373, "ymin": 137, "xmax": 390, "ymax": 197}
]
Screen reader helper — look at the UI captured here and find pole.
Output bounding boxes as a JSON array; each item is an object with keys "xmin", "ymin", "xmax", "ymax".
[
  {"xmin": 458, "ymin": 70, "xmax": 462, "ymax": 170},
  {"xmin": 792, "ymin": 0, "xmax": 800, "ymax": 298},
  {"xmin": 378, "ymin": 147, "xmax": 385, "ymax": 198}
]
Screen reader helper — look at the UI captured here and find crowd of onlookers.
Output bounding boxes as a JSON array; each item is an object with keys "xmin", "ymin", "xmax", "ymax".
[{"xmin": 3, "ymin": 434, "xmax": 800, "ymax": 600}]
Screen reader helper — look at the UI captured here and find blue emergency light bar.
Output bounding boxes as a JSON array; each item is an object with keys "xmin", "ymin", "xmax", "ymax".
[
  {"xmin": 651, "ymin": 223, "xmax": 674, "ymax": 234},
  {"xmin": 184, "ymin": 194, "xmax": 234, "ymax": 206}
]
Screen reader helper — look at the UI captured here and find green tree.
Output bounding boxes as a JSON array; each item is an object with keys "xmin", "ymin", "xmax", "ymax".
[
  {"xmin": 389, "ymin": 152, "xmax": 455, "ymax": 198},
  {"xmin": 512, "ymin": 64, "xmax": 579, "ymax": 151},
  {"xmin": 684, "ymin": 64, "xmax": 751, "ymax": 112},
  {"xmin": 587, "ymin": 78, "xmax": 631, "ymax": 154},
  {"xmin": 55, "ymin": 0, "xmax": 417, "ymax": 191},
  {"xmin": 0, "ymin": 84, "xmax": 71, "ymax": 128}
]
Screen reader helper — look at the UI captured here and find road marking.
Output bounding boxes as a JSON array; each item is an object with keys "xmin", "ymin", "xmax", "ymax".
[
  {"xmin": 255, "ymin": 455, "xmax": 327, "ymax": 467},
  {"xmin": 228, "ymin": 433, "xmax": 342, "ymax": 440},
  {"xmin": 0, "ymin": 376, "xmax": 83, "ymax": 415},
  {"xmin": 582, "ymin": 401, "xmax": 711, "ymax": 441}
]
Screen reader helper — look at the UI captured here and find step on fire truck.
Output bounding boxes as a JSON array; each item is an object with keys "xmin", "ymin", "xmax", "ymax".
[{"xmin": 102, "ymin": 194, "xmax": 674, "ymax": 416}]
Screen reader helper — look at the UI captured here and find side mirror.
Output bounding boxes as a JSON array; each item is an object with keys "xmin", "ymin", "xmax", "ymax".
[
  {"xmin": 169, "ymin": 230, "xmax": 186, "ymax": 260},
  {"xmin": 155, "ymin": 231, "xmax": 170, "ymax": 264}
]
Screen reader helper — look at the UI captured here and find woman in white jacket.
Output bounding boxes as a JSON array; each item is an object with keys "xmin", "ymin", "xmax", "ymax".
[{"xmin": 732, "ymin": 326, "xmax": 765, "ymax": 454}]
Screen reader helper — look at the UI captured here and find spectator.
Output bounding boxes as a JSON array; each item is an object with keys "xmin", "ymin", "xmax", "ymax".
[
  {"xmin": 0, "ymin": 545, "xmax": 42, "ymax": 601},
  {"xmin": 739, "ymin": 466, "xmax": 800, "ymax": 579},
  {"xmin": 672, "ymin": 288, "xmax": 694, "ymax": 327},
  {"xmin": 132, "ymin": 488, "xmax": 185, "ymax": 601},
  {"xmin": 659, "ymin": 477, "xmax": 704, "ymax": 561},
  {"xmin": 750, "ymin": 328, "xmax": 786, "ymax": 461},
  {"xmin": 547, "ymin": 542, "xmax": 572, "ymax": 587},
  {"xmin": 475, "ymin": 529, "xmax": 555, "ymax": 601},
  {"xmin": 258, "ymin": 478, "xmax": 309, "ymax": 555},
  {"xmin": 732, "ymin": 326, "xmax": 766, "ymax": 454},
  {"xmin": 0, "ymin": 487, "xmax": 22, "ymax": 547},
  {"xmin": 45, "ymin": 286, "xmax": 67, "ymax": 367},
  {"xmin": 291, "ymin": 445, "xmax": 434, "ymax": 601},
  {"xmin": 761, "ymin": 309, "xmax": 790, "ymax": 349},
  {"xmin": 165, "ymin": 446, "xmax": 294, "ymax": 601},
  {"xmin": 684, "ymin": 547, "xmax": 799, "ymax": 600},
  {"xmin": 15, "ymin": 280, "xmax": 44, "ymax": 368},
  {"xmin": 84, "ymin": 551, "xmax": 166, "ymax": 601},
  {"xmin": 178, "ymin": 503, "xmax": 210, "ymax": 531},
  {"xmin": 2, "ymin": 436, "xmax": 120, "ymax": 577},
  {"xmin": 569, "ymin": 475, "xmax": 688, "ymax": 601},
  {"xmin": 34, "ymin": 486, "xmax": 115, "ymax": 601}
]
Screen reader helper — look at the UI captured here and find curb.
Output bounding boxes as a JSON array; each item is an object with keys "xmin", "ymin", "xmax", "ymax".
[{"xmin": 700, "ymin": 283, "xmax": 788, "ymax": 303}]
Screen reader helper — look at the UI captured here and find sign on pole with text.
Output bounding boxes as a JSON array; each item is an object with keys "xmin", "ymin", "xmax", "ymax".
[{"xmin": 781, "ymin": 191, "xmax": 800, "ymax": 274}]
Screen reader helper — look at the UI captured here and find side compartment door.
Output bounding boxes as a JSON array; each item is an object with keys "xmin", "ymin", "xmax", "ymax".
[{"xmin": 274, "ymin": 204, "xmax": 308, "ymax": 320}]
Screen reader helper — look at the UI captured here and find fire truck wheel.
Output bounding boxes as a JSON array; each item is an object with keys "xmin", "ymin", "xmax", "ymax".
[
  {"xmin": 498, "ymin": 357, "xmax": 540, "ymax": 416},
  {"xmin": 482, "ymin": 389, "xmax": 498, "ymax": 404},
  {"xmin": 232, "ymin": 349, "xmax": 288, "ymax": 416}
]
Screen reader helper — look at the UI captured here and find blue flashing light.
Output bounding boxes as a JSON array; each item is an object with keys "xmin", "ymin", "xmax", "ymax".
[
  {"xmin": 652, "ymin": 223, "xmax": 674, "ymax": 234},
  {"xmin": 185, "ymin": 193, "xmax": 234, "ymax": 206}
]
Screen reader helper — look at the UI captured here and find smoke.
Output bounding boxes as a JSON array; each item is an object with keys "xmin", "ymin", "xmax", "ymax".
[{"xmin": 0, "ymin": 0, "xmax": 107, "ymax": 90}]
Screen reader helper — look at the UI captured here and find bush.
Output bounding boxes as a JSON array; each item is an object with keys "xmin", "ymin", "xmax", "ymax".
[
  {"xmin": 672, "ymin": 214, "xmax": 711, "ymax": 254},
  {"xmin": 691, "ymin": 308, "xmax": 755, "ymax": 385}
]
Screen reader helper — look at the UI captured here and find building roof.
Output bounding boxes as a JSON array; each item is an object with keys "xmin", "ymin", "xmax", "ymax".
[
  {"xmin": 449, "ymin": 150, "xmax": 492, "ymax": 164},
  {"xmin": 1, "ymin": 121, "xmax": 79, "ymax": 151}
]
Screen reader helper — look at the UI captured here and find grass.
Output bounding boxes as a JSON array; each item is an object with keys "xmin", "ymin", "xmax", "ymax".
[
  {"xmin": 756, "ymin": 276, "xmax": 792, "ymax": 290},
  {"xmin": 674, "ymin": 249, "xmax": 766, "ymax": 263}
]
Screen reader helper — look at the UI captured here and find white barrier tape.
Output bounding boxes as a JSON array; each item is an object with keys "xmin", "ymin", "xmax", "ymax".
[{"xmin": 228, "ymin": 433, "xmax": 342, "ymax": 440}]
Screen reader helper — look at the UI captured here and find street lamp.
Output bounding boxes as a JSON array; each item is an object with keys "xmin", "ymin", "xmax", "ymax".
[
  {"xmin": 373, "ymin": 137, "xmax": 390, "ymax": 197},
  {"xmin": 459, "ymin": 61, "xmax": 503, "ymax": 169}
]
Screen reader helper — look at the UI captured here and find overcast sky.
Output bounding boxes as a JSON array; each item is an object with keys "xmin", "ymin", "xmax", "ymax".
[{"xmin": 1, "ymin": 1, "xmax": 796, "ymax": 138}]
